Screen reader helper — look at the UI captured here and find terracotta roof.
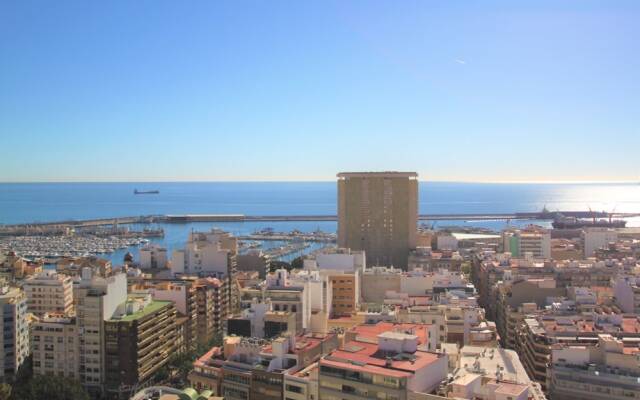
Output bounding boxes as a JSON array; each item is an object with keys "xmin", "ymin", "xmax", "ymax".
[
  {"xmin": 322, "ymin": 339, "xmax": 441, "ymax": 377},
  {"xmin": 348, "ymin": 322, "xmax": 431, "ymax": 345}
]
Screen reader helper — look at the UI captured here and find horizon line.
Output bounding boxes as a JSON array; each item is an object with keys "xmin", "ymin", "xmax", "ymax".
[{"xmin": 0, "ymin": 179, "xmax": 638, "ymax": 185}]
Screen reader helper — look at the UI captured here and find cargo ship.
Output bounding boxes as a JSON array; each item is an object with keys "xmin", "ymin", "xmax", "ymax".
[
  {"xmin": 552, "ymin": 215, "xmax": 626, "ymax": 229},
  {"xmin": 134, "ymin": 189, "xmax": 160, "ymax": 195}
]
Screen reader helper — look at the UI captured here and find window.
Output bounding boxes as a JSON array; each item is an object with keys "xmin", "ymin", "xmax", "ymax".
[{"xmin": 285, "ymin": 385, "xmax": 303, "ymax": 394}]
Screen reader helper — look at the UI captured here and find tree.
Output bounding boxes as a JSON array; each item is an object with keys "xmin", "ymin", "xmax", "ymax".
[
  {"xmin": 0, "ymin": 384, "xmax": 11, "ymax": 400},
  {"xmin": 10, "ymin": 374, "xmax": 90, "ymax": 400},
  {"xmin": 268, "ymin": 260, "xmax": 292, "ymax": 273},
  {"xmin": 460, "ymin": 261, "xmax": 471, "ymax": 277},
  {"xmin": 290, "ymin": 256, "xmax": 305, "ymax": 270}
]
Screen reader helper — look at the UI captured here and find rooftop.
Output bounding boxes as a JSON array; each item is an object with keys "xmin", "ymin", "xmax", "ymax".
[
  {"xmin": 526, "ymin": 314, "xmax": 640, "ymax": 336},
  {"xmin": 337, "ymin": 171, "xmax": 418, "ymax": 178},
  {"xmin": 348, "ymin": 322, "xmax": 431, "ymax": 345},
  {"xmin": 322, "ymin": 339, "xmax": 441, "ymax": 377},
  {"xmin": 457, "ymin": 346, "xmax": 530, "ymax": 384},
  {"xmin": 114, "ymin": 300, "xmax": 171, "ymax": 322}
]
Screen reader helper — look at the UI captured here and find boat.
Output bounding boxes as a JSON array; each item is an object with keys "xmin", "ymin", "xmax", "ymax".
[
  {"xmin": 134, "ymin": 189, "xmax": 160, "ymax": 195},
  {"xmin": 552, "ymin": 215, "xmax": 627, "ymax": 229}
]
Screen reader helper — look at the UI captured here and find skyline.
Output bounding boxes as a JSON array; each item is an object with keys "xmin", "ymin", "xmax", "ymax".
[
  {"xmin": 2, "ymin": 178, "xmax": 640, "ymax": 184},
  {"xmin": 1, "ymin": 1, "xmax": 639, "ymax": 182}
]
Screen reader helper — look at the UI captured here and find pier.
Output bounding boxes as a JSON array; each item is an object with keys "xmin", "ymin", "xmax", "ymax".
[{"xmin": 2, "ymin": 211, "xmax": 639, "ymax": 229}]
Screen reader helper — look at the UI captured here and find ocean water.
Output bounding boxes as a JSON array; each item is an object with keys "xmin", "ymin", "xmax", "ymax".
[{"xmin": 1, "ymin": 182, "xmax": 639, "ymax": 264}]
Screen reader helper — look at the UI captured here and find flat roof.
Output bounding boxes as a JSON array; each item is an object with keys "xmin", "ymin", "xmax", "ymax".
[
  {"xmin": 116, "ymin": 300, "xmax": 171, "ymax": 322},
  {"xmin": 323, "ymin": 339, "xmax": 441, "ymax": 376},
  {"xmin": 348, "ymin": 322, "xmax": 431, "ymax": 345},
  {"xmin": 337, "ymin": 172, "xmax": 418, "ymax": 178}
]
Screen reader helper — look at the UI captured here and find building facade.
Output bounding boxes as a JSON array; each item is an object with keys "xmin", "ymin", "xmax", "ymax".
[
  {"xmin": 24, "ymin": 270, "xmax": 74, "ymax": 317},
  {"xmin": 32, "ymin": 313, "xmax": 78, "ymax": 379},
  {"xmin": 105, "ymin": 295, "xmax": 180, "ymax": 399},
  {"xmin": 0, "ymin": 286, "xmax": 29, "ymax": 379},
  {"xmin": 337, "ymin": 172, "xmax": 418, "ymax": 269}
]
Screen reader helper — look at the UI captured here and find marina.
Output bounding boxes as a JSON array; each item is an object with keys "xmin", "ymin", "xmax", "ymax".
[{"xmin": 0, "ymin": 234, "xmax": 150, "ymax": 261}]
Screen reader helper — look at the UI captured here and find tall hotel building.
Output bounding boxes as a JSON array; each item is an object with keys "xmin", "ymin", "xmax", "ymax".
[{"xmin": 337, "ymin": 172, "xmax": 418, "ymax": 269}]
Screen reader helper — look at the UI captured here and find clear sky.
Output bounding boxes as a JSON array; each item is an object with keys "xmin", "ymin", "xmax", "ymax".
[{"xmin": 1, "ymin": 1, "xmax": 638, "ymax": 182}]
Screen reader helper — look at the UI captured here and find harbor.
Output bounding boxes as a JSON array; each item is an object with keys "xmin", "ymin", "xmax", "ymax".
[
  {"xmin": 0, "ymin": 234, "xmax": 150, "ymax": 262},
  {"xmin": 2, "ymin": 210, "xmax": 640, "ymax": 231}
]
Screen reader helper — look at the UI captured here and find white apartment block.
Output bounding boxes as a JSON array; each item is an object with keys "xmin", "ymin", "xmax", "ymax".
[
  {"xmin": 139, "ymin": 244, "xmax": 168, "ymax": 269},
  {"xmin": 502, "ymin": 226, "xmax": 551, "ymax": 259},
  {"xmin": 312, "ymin": 248, "xmax": 366, "ymax": 273},
  {"xmin": 171, "ymin": 229, "xmax": 235, "ymax": 277},
  {"xmin": 613, "ymin": 275, "xmax": 640, "ymax": 314},
  {"xmin": 450, "ymin": 346, "xmax": 545, "ymax": 400},
  {"xmin": 32, "ymin": 313, "xmax": 78, "ymax": 379},
  {"xmin": 437, "ymin": 234, "xmax": 458, "ymax": 250},
  {"xmin": 549, "ymin": 334, "xmax": 640, "ymax": 400},
  {"xmin": 74, "ymin": 269, "xmax": 127, "ymax": 396},
  {"xmin": 0, "ymin": 286, "xmax": 29, "ymax": 379},
  {"xmin": 24, "ymin": 270, "xmax": 74, "ymax": 317},
  {"xmin": 582, "ymin": 228, "xmax": 619, "ymax": 257},
  {"xmin": 518, "ymin": 227, "xmax": 551, "ymax": 259}
]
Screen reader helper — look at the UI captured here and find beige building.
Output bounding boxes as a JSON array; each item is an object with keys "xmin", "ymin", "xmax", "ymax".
[
  {"xmin": 0, "ymin": 285, "xmax": 29, "ymax": 380},
  {"xmin": 318, "ymin": 323, "xmax": 447, "ymax": 400},
  {"xmin": 74, "ymin": 270, "xmax": 128, "ymax": 396},
  {"xmin": 447, "ymin": 346, "xmax": 546, "ymax": 400},
  {"xmin": 32, "ymin": 313, "xmax": 78, "ymax": 379},
  {"xmin": 361, "ymin": 266, "xmax": 402, "ymax": 304},
  {"xmin": 24, "ymin": 270, "xmax": 74, "ymax": 317},
  {"xmin": 337, "ymin": 172, "xmax": 418, "ymax": 269},
  {"xmin": 548, "ymin": 334, "xmax": 640, "ymax": 400},
  {"xmin": 194, "ymin": 277, "xmax": 227, "ymax": 344}
]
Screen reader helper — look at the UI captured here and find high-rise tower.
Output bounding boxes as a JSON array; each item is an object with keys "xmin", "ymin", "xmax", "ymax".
[{"xmin": 337, "ymin": 172, "xmax": 418, "ymax": 269}]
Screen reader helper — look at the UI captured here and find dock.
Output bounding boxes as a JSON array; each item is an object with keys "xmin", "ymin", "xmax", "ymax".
[{"xmin": 2, "ymin": 211, "xmax": 639, "ymax": 229}]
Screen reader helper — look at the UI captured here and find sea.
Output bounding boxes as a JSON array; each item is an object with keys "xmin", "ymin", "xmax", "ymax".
[{"xmin": 1, "ymin": 182, "xmax": 639, "ymax": 264}]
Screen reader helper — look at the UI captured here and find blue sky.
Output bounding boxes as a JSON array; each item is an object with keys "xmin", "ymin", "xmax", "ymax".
[{"xmin": 1, "ymin": 1, "xmax": 638, "ymax": 182}]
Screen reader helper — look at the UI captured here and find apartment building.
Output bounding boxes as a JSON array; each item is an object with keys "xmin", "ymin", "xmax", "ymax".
[
  {"xmin": 0, "ymin": 285, "xmax": 29, "ymax": 379},
  {"xmin": 238, "ymin": 269, "xmax": 314, "ymax": 334},
  {"xmin": 236, "ymin": 250, "xmax": 271, "ymax": 278},
  {"xmin": 517, "ymin": 313, "xmax": 640, "ymax": 390},
  {"xmin": 318, "ymin": 325, "xmax": 447, "ymax": 399},
  {"xmin": 303, "ymin": 249, "xmax": 365, "ymax": 318},
  {"xmin": 407, "ymin": 247, "xmax": 463, "ymax": 272},
  {"xmin": 23, "ymin": 270, "xmax": 74, "ymax": 317},
  {"xmin": 337, "ymin": 172, "xmax": 418, "ymax": 269},
  {"xmin": 284, "ymin": 363, "xmax": 319, "ymax": 400},
  {"xmin": 188, "ymin": 333, "xmax": 338, "ymax": 400},
  {"xmin": 548, "ymin": 334, "xmax": 640, "ymax": 400},
  {"xmin": 396, "ymin": 305, "xmax": 496, "ymax": 347},
  {"xmin": 328, "ymin": 273, "xmax": 356, "ymax": 317},
  {"xmin": 130, "ymin": 279, "xmax": 199, "ymax": 348},
  {"xmin": 0, "ymin": 251, "xmax": 43, "ymax": 281},
  {"xmin": 32, "ymin": 313, "xmax": 78, "ymax": 379},
  {"xmin": 582, "ymin": 228, "xmax": 618, "ymax": 257},
  {"xmin": 139, "ymin": 244, "xmax": 168, "ymax": 269},
  {"xmin": 502, "ymin": 226, "xmax": 551, "ymax": 259},
  {"xmin": 105, "ymin": 294, "xmax": 180, "ymax": 399},
  {"xmin": 494, "ymin": 278, "xmax": 566, "ymax": 349},
  {"xmin": 436, "ymin": 233, "xmax": 458, "ymax": 251},
  {"xmin": 361, "ymin": 266, "xmax": 402, "ymax": 304},
  {"xmin": 361, "ymin": 267, "xmax": 471, "ymax": 308},
  {"xmin": 613, "ymin": 275, "xmax": 640, "ymax": 313},
  {"xmin": 194, "ymin": 277, "xmax": 226, "ymax": 344},
  {"xmin": 58, "ymin": 255, "xmax": 112, "ymax": 277},
  {"xmin": 74, "ymin": 269, "xmax": 128, "ymax": 396},
  {"xmin": 171, "ymin": 229, "xmax": 237, "ymax": 277},
  {"xmin": 446, "ymin": 346, "xmax": 545, "ymax": 400},
  {"xmin": 170, "ymin": 229, "xmax": 239, "ymax": 315}
]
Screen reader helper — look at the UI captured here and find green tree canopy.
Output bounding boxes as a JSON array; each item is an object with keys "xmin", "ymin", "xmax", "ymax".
[{"xmin": 10, "ymin": 375, "xmax": 89, "ymax": 400}]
